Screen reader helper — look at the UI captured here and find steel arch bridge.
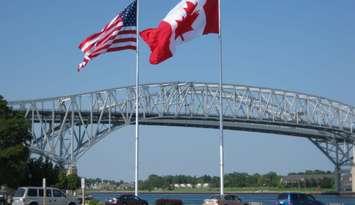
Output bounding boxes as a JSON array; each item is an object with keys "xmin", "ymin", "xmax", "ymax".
[{"xmin": 9, "ymin": 82, "xmax": 355, "ymax": 189}]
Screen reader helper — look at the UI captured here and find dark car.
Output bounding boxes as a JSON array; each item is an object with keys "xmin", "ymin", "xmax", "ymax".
[
  {"xmin": 105, "ymin": 194, "xmax": 148, "ymax": 205},
  {"xmin": 276, "ymin": 192, "xmax": 324, "ymax": 205}
]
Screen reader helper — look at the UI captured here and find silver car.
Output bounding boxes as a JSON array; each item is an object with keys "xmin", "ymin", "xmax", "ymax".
[{"xmin": 12, "ymin": 187, "xmax": 78, "ymax": 205}]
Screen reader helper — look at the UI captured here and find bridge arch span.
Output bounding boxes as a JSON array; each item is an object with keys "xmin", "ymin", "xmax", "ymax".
[{"xmin": 9, "ymin": 82, "xmax": 355, "ymax": 190}]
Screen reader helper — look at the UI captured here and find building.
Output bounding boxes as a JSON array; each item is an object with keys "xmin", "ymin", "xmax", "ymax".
[
  {"xmin": 341, "ymin": 169, "xmax": 352, "ymax": 191},
  {"xmin": 280, "ymin": 173, "xmax": 334, "ymax": 187}
]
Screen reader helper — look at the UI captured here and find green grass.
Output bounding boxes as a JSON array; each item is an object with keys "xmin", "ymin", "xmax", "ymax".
[{"xmin": 88, "ymin": 199, "xmax": 104, "ymax": 205}]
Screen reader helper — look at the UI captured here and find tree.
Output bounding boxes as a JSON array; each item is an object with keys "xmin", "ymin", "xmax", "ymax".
[
  {"xmin": 26, "ymin": 158, "xmax": 61, "ymax": 186},
  {"xmin": 56, "ymin": 172, "xmax": 80, "ymax": 191},
  {"xmin": 66, "ymin": 174, "xmax": 80, "ymax": 190},
  {"xmin": 265, "ymin": 172, "xmax": 280, "ymax": 187},
  {"xmin": 0, "ymin": 95, "xmax": 31, "ymax": 188},
  {"xmin": 319, "ymin": 177, "xmax": 334, "ymax": 189},
  {"xmin": 56, "ymin": 172, "xmax": 68, "ymax": 190}
]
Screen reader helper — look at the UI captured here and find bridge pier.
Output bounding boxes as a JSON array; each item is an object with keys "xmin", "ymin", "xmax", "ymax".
[
  {"xmin": 309, "ymin": 138, "xmax": 354, "ymax": 192},
  {"xmin": 335, "ymin": 165, "xmax": 341, "ymax": 192},
  {"xmin": 67, "ymin": 164, "xmax": 78, "ymax": 176},
  {"xmin": 335, "ymin": 144, "xmax": 341, "ymax": 192}
]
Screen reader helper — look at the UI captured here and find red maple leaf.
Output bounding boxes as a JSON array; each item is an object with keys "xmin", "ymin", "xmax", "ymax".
[{"xmin": 175, "ymin": 1, "xmax": 199, "ymax": 41}]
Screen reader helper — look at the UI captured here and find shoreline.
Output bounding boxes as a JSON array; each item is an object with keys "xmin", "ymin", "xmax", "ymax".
[{"xmin": 87, "ymin": 190, "xmax": 355, "ymax": 196}]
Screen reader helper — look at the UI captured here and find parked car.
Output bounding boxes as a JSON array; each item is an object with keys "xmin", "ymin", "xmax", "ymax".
[
  {"xmin": 202, "ymin": 194, "xmax": 243, "ymax": 205},
  {"xmin": 11, "ymin": 187, "xmax": 79, "ymax": 205},
  {"xmin": 105, "ymin": 194, "xmax": 148, "ymax": 205},
  {"xmin": 276, "ymin": 192, "xmax": 325, "ymax": 205}
]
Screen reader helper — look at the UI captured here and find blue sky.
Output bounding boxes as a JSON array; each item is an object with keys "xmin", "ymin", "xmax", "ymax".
[{"xmin": 1, "ymin": 0, "xmax": 355, "ymax": 181}]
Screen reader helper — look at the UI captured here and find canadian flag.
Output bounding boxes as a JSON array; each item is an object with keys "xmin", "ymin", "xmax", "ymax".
[{"xmin": 140, "ymin": 0, "xmax": 219, "ymax": 64}]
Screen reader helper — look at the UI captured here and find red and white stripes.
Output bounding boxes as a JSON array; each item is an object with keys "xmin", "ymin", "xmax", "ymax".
[{"xmin": 78, "ymin": 1, "xmax": 137, "ymax": 71}]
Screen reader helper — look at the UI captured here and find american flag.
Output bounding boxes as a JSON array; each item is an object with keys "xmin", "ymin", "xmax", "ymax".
[{"xmin": 78, "ymin": 0, "xmax": 137, "ymax": 71}]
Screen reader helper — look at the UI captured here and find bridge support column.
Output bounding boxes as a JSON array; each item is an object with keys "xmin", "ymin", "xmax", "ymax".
[
  {"xmin": 335, "ymin": 165, "xmax": 341, "ymax": 192},
  {"xmin": 309, "ymin": 138, "xmax": 354, "ymax": 192},
  {"xmin": 67, "ymin": 164, "xmax": 78, "ymax": 176},
  {"xmin": 335, "ymin": 143, "xmax": 341, "ymax": 192}
]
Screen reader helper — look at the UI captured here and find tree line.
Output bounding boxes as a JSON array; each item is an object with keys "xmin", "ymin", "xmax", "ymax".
[
  {"xmin": 85, "ymin": 178, "xmax": 125, "ymax": 186},
  {"xmin": 140, "ymin": 172, "xmax": 280, "ymax": 190},
  {"xmin": 0, "ymin": 96, "xmax": 80, "ymax": 190},
  {"xmin": 140, "ymin": 171, "xmax": 334, "ymax": 191}
]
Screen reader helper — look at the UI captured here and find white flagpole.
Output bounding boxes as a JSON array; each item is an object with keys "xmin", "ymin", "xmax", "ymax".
[
  {"xmin": 135, "ymin": 0, "xmax": 140, "ymax": 197},
  {"xmin": 218, "ymin": 0, "xmax": 224, "ymax": 198}
]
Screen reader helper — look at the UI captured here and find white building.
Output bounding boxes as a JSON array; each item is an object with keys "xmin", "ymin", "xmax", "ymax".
[{"xmin": 203, "ymin": 183, "xmax": 210, "ymax": 188}]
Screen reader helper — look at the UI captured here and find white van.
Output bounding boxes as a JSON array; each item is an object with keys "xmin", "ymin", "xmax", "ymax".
[{"xmin": 12, "ymin": 187, "xmax": 78, "ymax": 205}]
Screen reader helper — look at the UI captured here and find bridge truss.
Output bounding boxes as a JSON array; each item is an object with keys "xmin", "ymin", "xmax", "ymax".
[{"xmin": 9, "ymin": 82, "xmax": 355, "ymax": 190}]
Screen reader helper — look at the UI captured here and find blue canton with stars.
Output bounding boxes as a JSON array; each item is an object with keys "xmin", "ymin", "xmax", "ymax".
[{"xmin": 120, "ymin": 0, "xmax": 137, "ymax": 27}]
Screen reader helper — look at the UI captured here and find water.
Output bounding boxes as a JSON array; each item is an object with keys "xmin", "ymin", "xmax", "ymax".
[{"xmin": 91, "ymin": 192, "xmax": 355, "ymax": 205}]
